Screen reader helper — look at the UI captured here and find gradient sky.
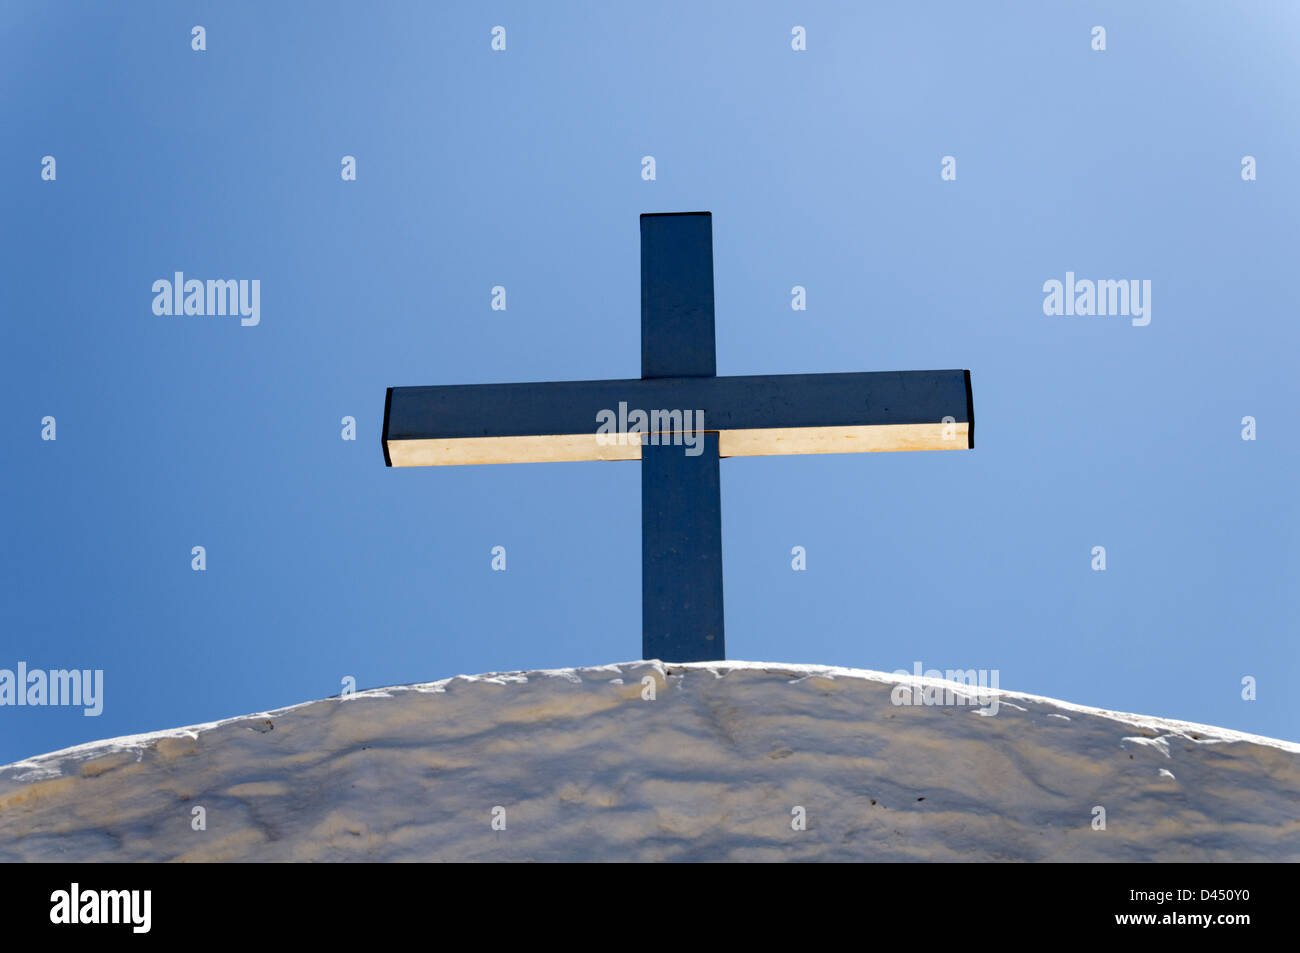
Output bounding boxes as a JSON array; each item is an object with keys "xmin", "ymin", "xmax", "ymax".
[{"xmin": 3, "ymin": 1, "xmax": 1298, "ymax": 764}]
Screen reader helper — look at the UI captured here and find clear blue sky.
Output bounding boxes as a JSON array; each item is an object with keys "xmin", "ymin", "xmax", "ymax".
[{"xmin": 3, "ymin": 1, "xmax": 1297, "ymax": 763}]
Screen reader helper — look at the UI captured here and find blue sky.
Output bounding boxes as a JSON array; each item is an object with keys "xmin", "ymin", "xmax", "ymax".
[{"xmin": 3, "ymin": 1, "xmax": 1298, "ymax": 763}]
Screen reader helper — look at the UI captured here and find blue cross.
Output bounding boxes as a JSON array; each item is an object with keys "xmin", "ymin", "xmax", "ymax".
[{"xmin": 384, "ymin": 212, "xmax": 974, "ymax": 661}]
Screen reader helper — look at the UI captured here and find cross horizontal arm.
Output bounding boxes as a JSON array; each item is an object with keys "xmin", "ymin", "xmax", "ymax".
[{"xmin": 384, "ymin": 370, "xmax": 973, "ymax": 466}]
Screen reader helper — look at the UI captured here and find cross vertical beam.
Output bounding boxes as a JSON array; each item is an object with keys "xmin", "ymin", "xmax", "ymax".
[{"xmin": 640, "ymin": 213, "xmax": 725, "ymax": 661}]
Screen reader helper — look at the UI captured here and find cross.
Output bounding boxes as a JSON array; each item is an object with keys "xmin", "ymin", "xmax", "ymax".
[{"xmin": 383, "ymin": 212, "xmax": 974, "ymax": 662}]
